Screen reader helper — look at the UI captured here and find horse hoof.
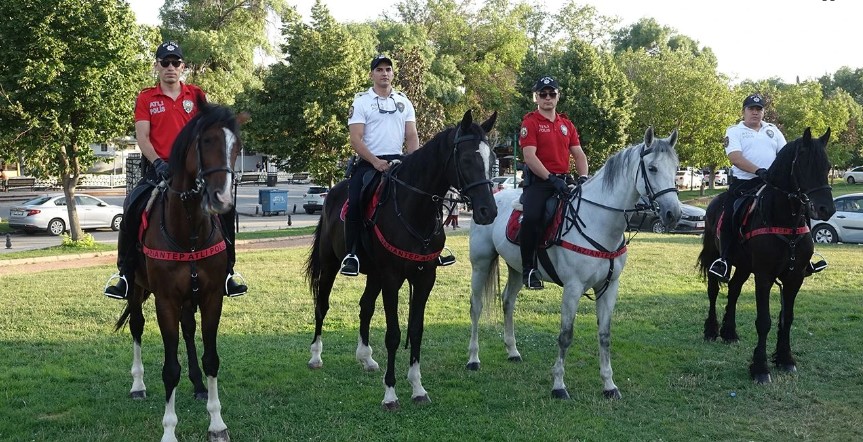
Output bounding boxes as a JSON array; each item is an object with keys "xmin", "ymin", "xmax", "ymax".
[
  {"xmin": 551, "ymin": 389, "xmax": 570, "ymax": 400},
  {"xmin": 777, "ymin": 364, "xmax": 797, "ymax": 373},
  {"xmin": 465, "ymin": 362, "xmax": 480, "ymax": 371},
  {"xmin": 308, "ymin": 361, "xmax": 323, "ymax": 369},
  {"xmin": 722, "ymin": 337, "xmax": 739, "ymax": 344},
  {"xmin": 194, "ymin": 391, "xmax": 208, "ymax": 401},
  {"xmin": 603, "ymin": 388, "xmax": 622, "ymax": 400},
  {"xmin": 703, "ymin": 334, "xmax": 717, "ymax": 342},
  {"xmin": 208, "ymin": 428, "xmax": 230, "ymax": 442},
  {"xmin": 507, "ymin": 356, "xmax": 523, "ymax": 363},
  {"xmin": 412, "ymin": 394, "xmax": 431, "ymax": 405},
  {"xmin": 753, "ymin": 373, "xmax": 772, "ymax": 384},
  {"xmin": 129, "ymin": 390, "xmax": 146, "ymax": 399},
  {"xmin": 381, "ymin": 400, "xmax": 401, "ymax": 411}
]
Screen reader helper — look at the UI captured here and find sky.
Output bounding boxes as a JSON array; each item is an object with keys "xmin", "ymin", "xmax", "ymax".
[{"xmin": 128, "ymin": 0, "xmax": 863, "ymax": 84}]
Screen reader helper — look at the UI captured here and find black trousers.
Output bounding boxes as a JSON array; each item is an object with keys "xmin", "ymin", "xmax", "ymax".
[
  {"xmin": 520, "ymin": 179, "xmax": 556, "ymax": 269},
  {"xmin": 719, "ymin": 176, "xmax": 764, "ymax": 258}
]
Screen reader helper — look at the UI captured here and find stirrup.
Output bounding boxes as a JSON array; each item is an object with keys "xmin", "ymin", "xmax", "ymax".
[
  {"xmin": 808, "ymin": 252, "xmax": 828, "ymax": 275},
  {"xmin": 437, "ymin": 247, "xmax": 456, "ymax": 266},
  {"xmin": 524, "ymin": 268, "xmax": 544, "ymax": 290},
  {"xmin": 340, "ymin": 254, "xmax": 360, "ymax": 276},
  {"xmin": 708, "ymin": 258, "xmax": 729, "ymax": 281},
  {"xmin": 225, "ymin": 273, "xmax": 248, "ymax": 297},
  {"xmin": 104, "ymin": 273, "xmax": 128, "ymax": 300}
]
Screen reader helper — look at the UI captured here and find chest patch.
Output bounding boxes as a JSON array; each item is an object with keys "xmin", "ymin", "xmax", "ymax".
[{"xmin": 183, "ymin": 99, "xmax": 194, "ymax": 114}]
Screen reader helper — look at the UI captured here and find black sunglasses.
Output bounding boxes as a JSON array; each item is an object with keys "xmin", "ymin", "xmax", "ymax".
[
  {"xmin": 377, "ymin": 96, "xmax": 397, "ymax": 114},
  {"xmin": 538, "ymin": 91, "xmax": 558, "ymax": 99},
  {"xmin": 159, "ymin": 60, "xmax": 182, "ymax": 68}
]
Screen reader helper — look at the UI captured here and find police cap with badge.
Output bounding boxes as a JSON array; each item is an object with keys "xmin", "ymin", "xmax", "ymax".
[
  {"xmin": 156, "ymin": 41, "xmax": 184, "ymax": 60},
  {"xmin": 742, "ymin": 93, "xmax": 765, "ymax": 109},
  {"xmin": 532, "ymin": 76, "xmax": 559, "ymax": 92}
]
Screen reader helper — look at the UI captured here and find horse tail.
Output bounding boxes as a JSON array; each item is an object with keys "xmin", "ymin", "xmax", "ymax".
[
  {"xmin": 480, "ymin": 255, "xmax": 501, "ymax": 316},
  {"xmin": 114, "ymin": 301, "xmax": 132, "ymax": 332},
  {"xmin": 305, "ymin": 216, "xmax": 325, "ymax": 307}
]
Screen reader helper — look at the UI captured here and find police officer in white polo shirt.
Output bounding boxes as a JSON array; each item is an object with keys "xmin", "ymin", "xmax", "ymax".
[
  {"xmin": 709, "ymin": 93, "xmax": 786, "ymax": 280},
  {"xmin": 340, "ymin": 54, "xmax": 420, "ymax": 276}
]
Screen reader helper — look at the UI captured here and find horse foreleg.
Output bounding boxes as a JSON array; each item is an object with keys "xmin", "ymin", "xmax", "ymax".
[
  {"xmin": 180, "ymin": 304, "xmax": 208, "ymax": 400},
  {"xmin": 155, "ymin": 299, "xmax": 182, "ymax": 442},
  {"xmin": 502, "ymin": 265, "xmax": 523, "ymax": 362},
  {"xmin": 356, "ymin": 275, "xmax": 381, "ymax": 372},
  {"xmin": 596, "ymin": 281, "xmax": 621, "ymax": 399},
  {"xmin": 200, "ymin": 297, "xmax": 229, "ymax": 441},
  {"xmin": 721, "ymin": 269, "xmax": 749, "ymax": 343},
  {"xmin": 380, "ymin": 281, "xmax": 402, "ymax": 411},
  {"xmin": 551, "ymin": 282, "xmax": 585, "ymax": 400},
  {"xmin": 749, "ymin": 275, "xmax": 774, "ymax": 384},
  {"xmin": 774, "ymin": 279, "xmax": 801, "ymax": 373},
  {"xmin": 406, "ymin": 274, "xmax": 434, "ymax": 404},
  {"xmin": 129, "ymin": 289, "xmax": 146, "ymax": 399},
  {"xmin": 309, "ymin": 264, "xmax": 337, "ymax": 370}
]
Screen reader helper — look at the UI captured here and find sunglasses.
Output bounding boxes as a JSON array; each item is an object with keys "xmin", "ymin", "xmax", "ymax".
[
  {"xmin": 377, "ymin": 96, "xmax": 397, "ymax": 114},
  {"xmin": 158, "ymin": 60, "xmax": 183, "ymax": 68},
  {"xmin": 538, "ymin": 91, "xmax": 558, "ymax": 99}
]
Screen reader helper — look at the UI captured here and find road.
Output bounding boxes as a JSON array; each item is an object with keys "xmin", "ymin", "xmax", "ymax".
[{"xmin": 0, "ymin": 182, "xmax": 474, "ymax": 254}]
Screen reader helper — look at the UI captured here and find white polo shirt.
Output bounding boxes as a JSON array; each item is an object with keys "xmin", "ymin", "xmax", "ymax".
[
  {"xmin": 724, "ymin": 121, "xmax": 787, "ymax": 180},
  {"xmin": 348, "ymin": 88, "xmax": 416, "ymax": 156}
]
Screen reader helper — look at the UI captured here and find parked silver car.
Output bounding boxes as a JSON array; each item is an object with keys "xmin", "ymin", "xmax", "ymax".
[
  {"xmin": 811, "ymin": 193, "xmax": 863, "ymax": 243},
  {"xmin": 8, "ymin": 193, "xmax": 123, "ymax": 235},
  {"xmin": 627, "ymin": 197, "xmax": 706, "ymax": 234}
]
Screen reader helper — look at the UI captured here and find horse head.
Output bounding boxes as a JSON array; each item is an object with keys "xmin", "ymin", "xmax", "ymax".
[
  {"xmin": 169, "ymin": 103, "xmax": 242, "ymax": 215},
  {"xmin": 450, "ymin": 109, "xmax": 498, "ymax": 225},
  {"xmin": 767, "ymin": 127, "xmax": 835, "ymax": 221},
  {"xmin": 638, "ymin": 126, "xmax": 682, "ymax": 229}
]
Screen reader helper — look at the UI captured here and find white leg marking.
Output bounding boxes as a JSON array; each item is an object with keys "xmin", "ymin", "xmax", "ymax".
[
  {"xmin": 382, "ymin": 384, "xmax": 399, "ymax": 407},
  {"xmin": 130, "ymin": 341, "xmax": 146, "ymax": 395},
  {"xmin": 161, "ymin": 388, "xmax": 178, "ymax": 442},
  {"xmin": 356, "ymin": 337, "xmax": 379, "ymax": 371},
  {"xmin": 206, "ymin": 376, "xmax": 228, "ymax": 434},
  {"xmin": 308, "ymin": 336, "xmax": 323, "ymax": 369},
  {"xmin": 407, "ymin": 362, "xmax": 428, "ymax": 400}
]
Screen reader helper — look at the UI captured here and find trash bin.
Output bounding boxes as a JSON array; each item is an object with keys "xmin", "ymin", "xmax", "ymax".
[
  {"xmin": 266, "ymin": 172, "xmax": 278, "ymax": 187},
  {"xmin": 258, "ymin": 189, "xmax": 288, "ymax": 216}
]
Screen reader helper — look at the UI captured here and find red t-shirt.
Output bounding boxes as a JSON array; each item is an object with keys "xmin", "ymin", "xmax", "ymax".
[
  {"xmin": 518, "ymin": 110, "xmax": 580, "ymax": 174},
  {"xmin": 134, "ymin": 82, "xmax": 206, "ymax": 160}
]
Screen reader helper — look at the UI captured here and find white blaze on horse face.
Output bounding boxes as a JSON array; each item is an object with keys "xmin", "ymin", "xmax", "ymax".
[
  {"xmin": 478, "ymin": 141, "xmax": 492, "ymax": 179},
  {"xmin": 218, "ymin": 127, "xmax": 237, "ymax": 203}
]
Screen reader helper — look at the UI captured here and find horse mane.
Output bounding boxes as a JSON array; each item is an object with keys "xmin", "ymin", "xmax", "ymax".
[
  {"xmin": 396, "ymin": 126, "xmax": 453, "ymax": 177},
  {"xmin": 600, "ymin": 136, "xmax": 678, "ymax": 191},
  {"xmin": 168, "ymin": 102, "xmax": 239, "ymax": 175},
  {"xmin": 760, "ymin": 131, "xmax": 830, "ymax": 210}
]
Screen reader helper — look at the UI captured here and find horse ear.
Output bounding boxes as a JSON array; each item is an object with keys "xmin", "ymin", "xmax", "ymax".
[
  {"xmin": 237, "ymin": 111, "xmax": 251, "ymax": 125},
  {"xmin": 460, "ymin": 109, "xmax": 473, "ymax": 131},
  {"xmin": 643, "ymin": 126, "xmax": 655, "ymax": 147},
  {"xmin": 820, "ymin": 127, "xmax": 831, "ymax": 144},
  {"xmin": 803, "ymin": 127, "xmax": 812, "ymax": 141},
  {"xmin": 668, "ymin": 128, "xmax": 678, "ymax": 147},
  {"xmin": 481, "ymin": 111, "xmax": 498, "ymax": 133}
]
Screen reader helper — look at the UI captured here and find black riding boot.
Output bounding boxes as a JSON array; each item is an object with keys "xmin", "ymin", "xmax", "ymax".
[
  {"xmin": 225, "ymin": 242, "xmax": 247, "ymax": 297},
  {"xmin": 340, "ymin": 221, "xmax": 361, "ymax": 276},
  {"xmin": 520, "ymin": 243, "xmax": 543, "ymax": 290}
]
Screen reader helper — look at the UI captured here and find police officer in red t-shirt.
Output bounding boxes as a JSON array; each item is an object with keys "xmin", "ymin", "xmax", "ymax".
[
  {"xmin": 105, "ymin": 42, "xmax": 247, "ymax": 299},
  {"xmin": 518, "ymin": 76, "xmax": 589, "ymax": 290}
]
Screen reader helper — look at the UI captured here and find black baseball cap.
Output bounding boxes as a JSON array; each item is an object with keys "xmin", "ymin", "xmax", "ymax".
[
  {"xmin": 370, "ymin": 54, "xmax": 393, "ymax": 70},
  {"xmin": 156, "ymin": 41, "xmax": 183, "ymax": 60},
  {"xmin": 532, "ymin": 76, "xmax": 559, "ymax": 92},
  {"xmin": 743, "ymin": 93, "xmax": 765, "ymax": 109}
]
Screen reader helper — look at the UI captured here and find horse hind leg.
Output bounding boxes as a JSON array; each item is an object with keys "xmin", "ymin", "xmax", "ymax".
[
  {"xmin": 128, "ymin": 286, "xmax": 147, "ymax": 399},
  {"xmin": 180, "ymin": 303, "xmax": 208, "ymax": 400},
  {"xmin": 502, "ymin": 264, "xmax": 523, "ymax": 362},
  {"xmin": 356, "ymin": 274, "xmax": 382, "ymax": 372},
  {"xmin": 703, "ymin": 273, "xmax": 721, "ymax": 341},
  {"xmin": 720, "ymin": 269, "xmax": 749, "ymax": 343},
  {"xmin": 309, "ymin": 262, "xmax": 338, "ymax": 370}
]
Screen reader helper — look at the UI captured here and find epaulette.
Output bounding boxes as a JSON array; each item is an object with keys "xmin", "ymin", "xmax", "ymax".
[
  {"xmin": 395, "ymin": 91, "xmax": 406, "ymax": 97},
  {"xmin": 354, "ymin": 91, "xmax": 369, "ymax": 98},
  {"xmin": 140, "ymin": 86, "xmax": 157, "ymax": 92}
]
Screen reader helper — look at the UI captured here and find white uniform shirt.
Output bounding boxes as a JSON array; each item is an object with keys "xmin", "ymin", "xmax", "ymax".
[
  {"xmin": 724, "ymin": 121, "xmax": 787, "ymax": 180},
  {"xmin": 347, "ymin": 88, "xmax": 416, "ymax": 156}
]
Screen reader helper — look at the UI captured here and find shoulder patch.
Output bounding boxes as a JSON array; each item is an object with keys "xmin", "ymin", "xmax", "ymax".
[
  {"xmin": 348, "ymin": 106, "xmax": 354, "ymax": 119},
  {"xmin": 722, "ymin": 136, "xmax": 729, "ymax": 148},
  {"xmin": 520, "ymin": 127, "xmax": 528, "ymax": 138}
]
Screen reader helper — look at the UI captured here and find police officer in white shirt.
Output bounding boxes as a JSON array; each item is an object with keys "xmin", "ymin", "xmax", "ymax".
[
  {"xmin": 709, "ymin": 93, "xmax": 785, "ymax": 280},
  {"xmin": 340, "ymin": 54, "xmax": 420, "ymax": 276}
]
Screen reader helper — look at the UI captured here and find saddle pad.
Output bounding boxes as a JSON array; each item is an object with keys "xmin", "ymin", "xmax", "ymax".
[
  {"xmin": 505, "ymin": 208, "xmax": 563, "ymax": 248},
  {"xmin": 340, "ymin": 182, "xmax": 384, "ymax": 221}
]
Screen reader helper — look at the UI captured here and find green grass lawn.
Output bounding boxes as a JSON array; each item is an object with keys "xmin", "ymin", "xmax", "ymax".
[{"xmin": 1, "ymin": 233, "xmax": 861, "ymax": 441}]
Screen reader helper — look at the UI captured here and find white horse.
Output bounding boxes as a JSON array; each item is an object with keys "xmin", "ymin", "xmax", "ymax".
[{"xmin": 467, "ymin": 127, "xmax": 681, "ymax": 399}]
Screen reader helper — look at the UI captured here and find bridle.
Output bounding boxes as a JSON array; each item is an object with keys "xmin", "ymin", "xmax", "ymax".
[
  {"xmin": 167, "ymin": 125, "xmax": 237, "ymax": 201},
  {"xmin": 773, "ymin": 141, "xmax": 832, "ymax": 214}
]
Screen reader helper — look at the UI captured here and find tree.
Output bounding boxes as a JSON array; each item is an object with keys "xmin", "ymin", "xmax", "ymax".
[
  {"xmin": 0, "ymin": 0, "xmax": 151, "ymax": 240},
  {"xmin": 158, "ymin": 0, "xmax": 291, "ymax": 104},
  {"xmin": 242, "ymin": 0, "xmax": 365, "ymax": 186}
]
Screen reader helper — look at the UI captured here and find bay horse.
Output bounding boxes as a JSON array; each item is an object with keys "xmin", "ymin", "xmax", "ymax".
[
  {"xmin": 114, "ymin": 102, "xmax": 242, "ymax": 441},
  {"xmin": 467, "ymin": 127, "xmax": 681, "ymax": 399},
  {"xmin": 306, "ymin": 110, "xmax": 498, "ymax": 409},
  {"xmin": 697, "ymin": 127, "xmax": 834, "ymax": 384}
]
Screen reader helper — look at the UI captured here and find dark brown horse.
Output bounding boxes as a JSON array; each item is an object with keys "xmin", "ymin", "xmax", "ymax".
[
  {"xmin": 697, "ymin": 127, "xmax": 834, "ymax": 384},
  {"xmin": 114, "ymin": 103, "xmax": 242, "ymax": 441},
  {"xmin": 306, "ymin": 110, "xmax": 498, "ymax": 409}
]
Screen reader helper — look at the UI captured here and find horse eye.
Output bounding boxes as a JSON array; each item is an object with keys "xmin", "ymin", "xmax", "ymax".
[{"xmin": 648, "ymin": 166, "xmax": 657, "ymax": 173}]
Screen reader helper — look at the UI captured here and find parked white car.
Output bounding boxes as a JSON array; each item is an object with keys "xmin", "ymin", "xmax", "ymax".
[
  {"xmin": 675, "ymin": 170, "xmax": 698, "ymax": 189},
  {"xmin": 702, "ymin": 170, "xmax": 728, "ymax": 186},
  {"xmin": 811, "ymin": 193, "xmax": 863, "ymax": 244},
  {"xmin": 841, "ymin": 166, "xmax": 863, "ymax": 184},
  {"xmin": 8, "ymin": 193, "xmax": 123, "ymax": 236},
  {"xmin": 491, "ymin": 176, "xmax": 521, "ymax": 193}
]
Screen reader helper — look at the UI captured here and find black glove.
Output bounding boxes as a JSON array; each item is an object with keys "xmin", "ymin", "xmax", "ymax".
[
  {"xmin": 548, "ymin": 175, "xmax": 569, "ymax": 195},
  {"xmin": 755, "ymin": 168, "xmax": 769, "ymax": 183},
  {"xmin": 577, "ymin": 175, "xmax": 589, "ymax": 185},
  {"xmin": 152, "ymin": 158, "xmax": 171, "ymax": 181}
]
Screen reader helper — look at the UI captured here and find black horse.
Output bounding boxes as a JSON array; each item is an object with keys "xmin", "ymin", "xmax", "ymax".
[
  {"xmin": 306, "ymin": 110, "xmax": 498, "ymax": 409},
  {"xmin": 697, "ymin": 127, "xmax": 834, "ymax": 384},
  {"xmin": 114, "ymin": 103, "xmax": 243, "ymax": 441}
]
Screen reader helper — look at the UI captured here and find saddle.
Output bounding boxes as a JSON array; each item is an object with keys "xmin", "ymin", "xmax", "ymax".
[
  {"xmin": 339, "ymin": 169, "xmax": 393, "ymax": 223},
  {"xmin": 716, "ymin": 190, "xmax": 761, "ymax": 241},
  {"xmin": 505, "ymin": 195, "xmax": 565, "ymax": 247}
]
